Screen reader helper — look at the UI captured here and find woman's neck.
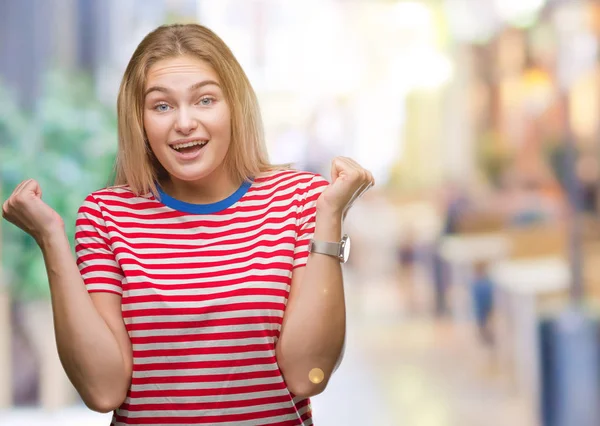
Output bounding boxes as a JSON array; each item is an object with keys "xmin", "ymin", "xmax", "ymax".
[{"xmin": 160, "ymin": 168, "xmax": 241, "ymax": 205}]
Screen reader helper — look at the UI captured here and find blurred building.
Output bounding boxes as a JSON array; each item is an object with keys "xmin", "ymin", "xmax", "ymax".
[{"xmin": 0, "ymin": 0, "xmax": 199, "ymax": 108}]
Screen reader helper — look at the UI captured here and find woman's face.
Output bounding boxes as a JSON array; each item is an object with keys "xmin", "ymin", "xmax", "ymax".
[{"xmin": 143, "ymin": 55, "xmax": 231, "ymax": 185}]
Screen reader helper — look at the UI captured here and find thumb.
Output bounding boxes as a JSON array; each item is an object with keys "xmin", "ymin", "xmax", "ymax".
[
  {"xmin": 330, "ymin": 158, "xmax": 343, "ymax": 183},
  {"xmin": 15, "ymin": 179, "xmax": 43, "ymax": 203},
  {"xmin": 25, "ymin": 179, "xmax": 42, "ymax": 199}
]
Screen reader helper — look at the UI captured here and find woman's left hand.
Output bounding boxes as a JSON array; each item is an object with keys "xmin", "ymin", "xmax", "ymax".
[{"xmin": 317, "ymin": 157, "xmax": 375, "ymax": 218}]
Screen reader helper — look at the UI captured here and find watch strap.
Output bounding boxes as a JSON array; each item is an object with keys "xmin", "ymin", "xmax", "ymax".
[{"xmin": 309, "ymin": 240, "xmax": 341, "ymax": 258}]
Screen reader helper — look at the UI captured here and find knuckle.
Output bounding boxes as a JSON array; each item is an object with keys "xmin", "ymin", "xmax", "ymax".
[{"xmin": 2, "ymin": 202, "xmax": 12, "ymax": 218}]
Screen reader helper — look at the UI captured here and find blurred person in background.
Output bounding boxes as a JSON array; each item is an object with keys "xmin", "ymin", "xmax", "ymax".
[
  {"xmin": 507, "ymin": 177, "xmax": 560, "ymax": 227},
  {"xmin": 470, "ymin": 261, "xmax": 495, "ymax": 346},
  {"xmin": 431, "ymin": 181, "xmax": 470, "ymax": 317},
  {"xmin": 2, "ymin": 23, "xmax": 374, "ymax": 426},
  {"xmin": 496, "ymin": 166, "xmax": 564, "ymax": 228}
]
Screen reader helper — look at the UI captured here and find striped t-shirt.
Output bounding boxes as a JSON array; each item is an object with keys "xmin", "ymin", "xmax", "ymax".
[{"xmin": 74, "ymin": 169, "xmax": 329, "ymax": 426}]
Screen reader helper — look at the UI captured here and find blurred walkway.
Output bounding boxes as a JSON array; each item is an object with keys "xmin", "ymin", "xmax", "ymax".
[{"xmin": 332, "ymin": 269, "xmax": 534, "ymax": 426}]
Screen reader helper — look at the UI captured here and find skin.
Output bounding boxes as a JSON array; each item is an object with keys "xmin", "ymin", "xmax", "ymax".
[
  {"xmin": 143, "ymin": 55, "xmax": 237, "ymax": 203},
  {"xmin": 278, "ymin": 155, "xmax": 373, "ymax": 396},
  {"xmin": 1, "ymin": 55, "xmax": 375, "ymax": 410}
]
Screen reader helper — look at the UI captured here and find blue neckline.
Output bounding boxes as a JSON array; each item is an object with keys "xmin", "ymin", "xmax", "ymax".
[{"xmin": 156, "ymin": 180, "xmax": 252, "ymax": 214}]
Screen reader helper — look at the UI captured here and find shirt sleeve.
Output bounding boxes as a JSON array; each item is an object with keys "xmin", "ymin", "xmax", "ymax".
[
  {"xmin": 74, "ymin": 194, "xmax": 125, "ymax": 295},
  {"xmin": 293, "ymin": 174, "xmax": 330, "ymax": 269}
]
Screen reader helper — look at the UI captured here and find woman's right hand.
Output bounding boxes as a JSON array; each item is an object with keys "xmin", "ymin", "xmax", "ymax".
[{"xmin": 2, "ymin": 179, "xmax": 65, "ymax": 244}]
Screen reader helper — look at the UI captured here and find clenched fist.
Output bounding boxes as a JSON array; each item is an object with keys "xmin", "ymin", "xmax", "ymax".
[
  {"xmin": 317, "ymin": 157, "xmax": 375, "ymax": 218},
  {"xmin": 2, "ymin": 179, "xmax": 65, "ymax": 244}
]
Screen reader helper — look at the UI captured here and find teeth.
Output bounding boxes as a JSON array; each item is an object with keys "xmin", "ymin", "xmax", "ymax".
[{"xmin": 172, "ymin": 140, "xmax": 208, "ymax": 150}]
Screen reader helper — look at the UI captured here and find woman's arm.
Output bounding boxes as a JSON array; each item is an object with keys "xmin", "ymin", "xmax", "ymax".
[
  {"xmin": 2, "ymin": 180, "xmax": 131, "ymax": 412},
  {"xmin": 42, "ymin": 231, "xmax": 132, "ymax": 413},
  {"xmin": 275, "ymin": 211, "xmax": 344, "ymax": 398},
  {"xmin": 276, "ymin": 158, "xmax": 373, "ymax": 397}
]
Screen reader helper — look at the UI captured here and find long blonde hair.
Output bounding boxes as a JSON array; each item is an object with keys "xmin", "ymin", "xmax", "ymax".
[{"xmin": 114, "ymin": 23, "xmax": 280, "ymax": 196}]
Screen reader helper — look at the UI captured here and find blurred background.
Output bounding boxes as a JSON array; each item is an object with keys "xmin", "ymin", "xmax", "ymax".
[{"xmin": 2, "ymin": 0, "xmax": 600, "ymax": 425}]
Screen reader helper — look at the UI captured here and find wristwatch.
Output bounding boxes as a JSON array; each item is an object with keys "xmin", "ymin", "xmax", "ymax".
[{"xmin": 308, "ymin": 234, "xmax": 351, "ymax": 263}]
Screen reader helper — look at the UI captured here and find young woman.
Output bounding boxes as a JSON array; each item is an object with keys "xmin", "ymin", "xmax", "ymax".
[{"xmin": 2, "ymin": 23, "xmax": 373, "ymax": 425}]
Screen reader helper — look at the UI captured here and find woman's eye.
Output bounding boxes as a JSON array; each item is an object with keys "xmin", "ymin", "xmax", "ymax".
[
  {"xmin": 199, "ymin": 97, "xmax": 213, "ymax": 106},
  {"xmin": 154, "ymin": 103, "xmax": 170, "ymax": 112}
]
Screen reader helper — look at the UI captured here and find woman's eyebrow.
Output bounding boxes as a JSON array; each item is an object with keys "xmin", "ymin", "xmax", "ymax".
[{"xmin": 144, "ymin": 80, "xmax": 221, "ymax": 97}]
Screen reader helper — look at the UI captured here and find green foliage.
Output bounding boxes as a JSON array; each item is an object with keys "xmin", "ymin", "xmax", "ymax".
[{"xmin": 0, "ymin": 70, "xmax": 117, "ymax": 300}]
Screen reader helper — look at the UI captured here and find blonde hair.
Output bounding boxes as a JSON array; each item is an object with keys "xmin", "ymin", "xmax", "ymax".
[{"xmin": 113, "ymin": 23, "xmax": 282, "ymax": 196}]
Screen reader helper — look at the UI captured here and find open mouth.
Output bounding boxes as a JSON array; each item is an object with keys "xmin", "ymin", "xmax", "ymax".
[{"xmin": 170, "ymin": 140, "xmax": 209, "ymax": 154}]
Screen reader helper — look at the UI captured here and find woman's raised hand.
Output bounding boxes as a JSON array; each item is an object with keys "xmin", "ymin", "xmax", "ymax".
[
  {"xmin": 2, "ymin": 179, "xmax": 65, "ymax": 244},
  {"xmin": 317, "ymin": 157, "xmax": 375, "ymax": 218}
]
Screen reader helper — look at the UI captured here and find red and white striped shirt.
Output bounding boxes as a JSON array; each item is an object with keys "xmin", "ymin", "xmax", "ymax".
[{"xmin": 74, "ymin": 169, "xmax": 329, "ymax": 426}]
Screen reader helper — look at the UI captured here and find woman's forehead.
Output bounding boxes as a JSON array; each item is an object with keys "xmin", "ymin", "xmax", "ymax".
[{"xmin": 145, "ymin": 56, "xmax": 220, "ymax": 89}]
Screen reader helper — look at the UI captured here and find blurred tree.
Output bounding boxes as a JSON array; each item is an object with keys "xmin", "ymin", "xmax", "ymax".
[{"xmin": 0, "ymin": 70, "xmax": 117, "ymax": 300}]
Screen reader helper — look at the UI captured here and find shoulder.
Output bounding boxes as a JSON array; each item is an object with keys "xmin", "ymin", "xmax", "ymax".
[
  {"xmin": 79, "ymin": 185, "xmax": 151, "ymax": 211},
  {"xmin": 81, "ymin": 185, "xmax": 135, "ymax": 202},
  {"xmin": 253, "ymin": 168, "xmax": 329, "ymax": 194}
]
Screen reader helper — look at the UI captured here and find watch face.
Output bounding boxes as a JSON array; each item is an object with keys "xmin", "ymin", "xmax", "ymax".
[{"xmin": 341, "ymin": 235, "xmax": 351, "ymax": 263}]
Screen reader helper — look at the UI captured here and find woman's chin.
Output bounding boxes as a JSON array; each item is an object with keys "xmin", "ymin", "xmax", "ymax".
[
  {"xmin": 159, "ymin": 154, "xmax": 229, "ymax": 185},
  {"xmin": 165, "ymin": 166, "xmax": 216, "ymax": 184}
]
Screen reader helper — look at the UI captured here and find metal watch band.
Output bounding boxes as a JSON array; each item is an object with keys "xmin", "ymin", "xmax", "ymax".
[{"xmin": 309, "ymin": 240, "xmax": 341, "ymax": 259}]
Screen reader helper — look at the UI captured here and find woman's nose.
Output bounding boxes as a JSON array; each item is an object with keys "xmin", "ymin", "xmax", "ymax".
[{"xmin": 175, "ymin": 108, "xmax": 198, "ymax": 135}]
